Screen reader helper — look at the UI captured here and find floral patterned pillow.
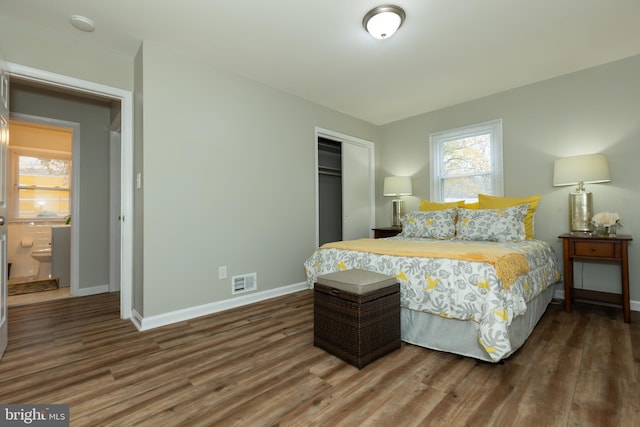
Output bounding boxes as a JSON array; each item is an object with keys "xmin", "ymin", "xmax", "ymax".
[
  {"xmin": 456, "ymin": 204, "xmax": 529, "ymax": 242},
  {"xmin": 401, "ymin": 209, "xmax": 457, "ymax": 239}
]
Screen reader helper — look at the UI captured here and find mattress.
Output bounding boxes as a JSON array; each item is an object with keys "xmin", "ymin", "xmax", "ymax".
[{"xmin": 304, "ymin": 237, "xmax": 562, "ymax": 362}]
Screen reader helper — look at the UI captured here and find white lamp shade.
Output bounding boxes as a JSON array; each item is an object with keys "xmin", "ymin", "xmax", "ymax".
[
  {"xmin": 383, "ymin": 176, "xmax": 412, "ymax": 196},
  {"xmin": 553, "ymin": 153, "xmax": 611, "ymax": 187}
]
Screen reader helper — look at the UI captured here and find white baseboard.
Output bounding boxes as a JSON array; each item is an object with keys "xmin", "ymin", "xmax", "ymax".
[
  {"xmin": 131, "ymin": 281, "xmax": 310, "ymax": 331},
  {"xmin": 130, "ymin": 308, "xmax": 143, "ymax": 330},
  {"xmin": 553, "ymin": 287, "xmax": 639, "ymax": 312},
  {"xmin": 74, "ymin": 284, "xmax": 110, "ymax": 297}
]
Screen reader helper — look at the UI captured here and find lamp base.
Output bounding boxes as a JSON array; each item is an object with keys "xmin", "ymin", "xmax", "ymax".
[
  {"xmin": 569, "ymin": 190, "xmax": 593, "ymax": 232},
  {"xmin": 391, "ymin": 199, "xmax": 403, "ymax": 227}
]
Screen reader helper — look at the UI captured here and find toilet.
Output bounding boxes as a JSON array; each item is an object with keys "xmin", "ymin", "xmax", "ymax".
[{"xmin": 31, "ymin": 248, "xmax": 52, "ymax": 280}]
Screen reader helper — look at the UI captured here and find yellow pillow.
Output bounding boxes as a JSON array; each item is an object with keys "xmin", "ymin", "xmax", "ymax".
[
  {"xmin": 478, "ymin": 194, "xmax": 541, "ymax": 239},
  {"xmin": 463, "ymin": 202, "xmax": 479, "ymax": 209},
  {"xmin": 420, "ymin": 200, "xmax": 465, "ymax": 211}
]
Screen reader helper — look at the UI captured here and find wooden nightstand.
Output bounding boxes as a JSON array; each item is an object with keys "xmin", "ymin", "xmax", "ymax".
[
  {"xmin": 372, "ymin": 227, "xmax": 402, "ymax": 239},
  {"xmin": 559, "ymin": 233, "xmax": 633, "ymax": 322}
]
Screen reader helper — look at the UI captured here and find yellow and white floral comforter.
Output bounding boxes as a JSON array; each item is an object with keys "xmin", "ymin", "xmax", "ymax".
[{"xmin": 304, "ymin": 237, "xmax": 562, "ymax": 361}]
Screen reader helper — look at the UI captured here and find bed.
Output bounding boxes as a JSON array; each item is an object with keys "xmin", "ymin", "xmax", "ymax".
[{"xmin": 304, "ymin": 203, "xmax": 563, "ymax": 362}]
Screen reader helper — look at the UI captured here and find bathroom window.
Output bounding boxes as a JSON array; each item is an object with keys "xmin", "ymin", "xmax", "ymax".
[{"xmin": 9, "ymin": 148, "xmax": 72, "ymax": 219}]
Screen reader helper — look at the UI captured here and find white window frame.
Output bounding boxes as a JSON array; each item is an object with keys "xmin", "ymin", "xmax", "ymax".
[
  {"xmin": 429, "ymin": 119, "xmax": 504, "ymax": 202},
  {"xmin": 8, "ymin": 146, "xmax": 72, "ymax": 220}
]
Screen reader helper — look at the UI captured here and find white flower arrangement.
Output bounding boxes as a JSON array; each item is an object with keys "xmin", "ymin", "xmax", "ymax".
[{"xmin": 592, "ymin": 212, "xmax": 623, "ymax": 227}]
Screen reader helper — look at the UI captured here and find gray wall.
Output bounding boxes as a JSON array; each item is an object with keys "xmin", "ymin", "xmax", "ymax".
[
  {"xmin": 137, "ymin": 41, "xmax": 379, "ymax": 316},
  {"xmin": 10, "ymin": 84, "xmax": 112, "ymax": 291},
  {"xmin": 378, "ymin": 54, "xmax": 640, "ymax": 301}
]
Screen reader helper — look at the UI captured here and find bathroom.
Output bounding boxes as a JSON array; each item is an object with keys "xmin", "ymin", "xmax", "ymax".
[
  {"xmin": 8, "ymin": 221, "xmax": 70, "ymax": 285},
  {"xmin": 7, "ymin": 118, "xmax": 72, "ymax": 301}
]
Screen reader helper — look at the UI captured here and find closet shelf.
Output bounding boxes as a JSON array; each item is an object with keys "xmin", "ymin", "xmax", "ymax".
[{"xmin": 318, "ymin": 141, "xmax": 342, "ymax": 153}]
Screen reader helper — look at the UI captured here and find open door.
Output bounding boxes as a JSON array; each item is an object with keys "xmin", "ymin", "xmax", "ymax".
[{"xmin": 0, "ymin": 54, "xmax": 9, "ymax": 359}]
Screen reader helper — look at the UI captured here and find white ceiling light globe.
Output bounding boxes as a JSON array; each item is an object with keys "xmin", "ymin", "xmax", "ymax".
[
  {"xmin": 366, "ymin": 12, "xmax": 402, "ymax": 39},
  {"xmin": 363, "ymin": 5, "xmax": 406, "ymax": 40}
]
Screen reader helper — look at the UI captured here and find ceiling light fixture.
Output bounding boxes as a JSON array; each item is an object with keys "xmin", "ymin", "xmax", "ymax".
[
  {"xmin": 363, "ymin": 5, "xmax": 405, "ymax": 40},
  {"xmin": 70, "ymin": 15, "xmax": 95, "ymax": 32}
]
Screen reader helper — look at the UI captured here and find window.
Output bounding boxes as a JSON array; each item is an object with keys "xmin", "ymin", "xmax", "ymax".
[
  {"xmin": 429, "ymin": 119, "xmax": 503, "ymax": 202},
  {"xmin": 9, "ymin": 148, "xmax": 71, "ymax": 219}
]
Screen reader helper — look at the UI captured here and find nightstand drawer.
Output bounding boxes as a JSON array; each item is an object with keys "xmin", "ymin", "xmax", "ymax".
[{"xmin": 574, "ymin": 241, "xmax": 615, "ymax": 258}]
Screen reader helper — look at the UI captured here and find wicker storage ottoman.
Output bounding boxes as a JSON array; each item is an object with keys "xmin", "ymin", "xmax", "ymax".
[{"xmin": 314, "ymin": 269, "xmax": 400, "ymax": 369}]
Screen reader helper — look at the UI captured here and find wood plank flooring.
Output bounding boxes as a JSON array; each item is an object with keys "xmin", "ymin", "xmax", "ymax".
[{"xmin": 1, "ymin": 291, "xmax": 638, "ymax": 426}]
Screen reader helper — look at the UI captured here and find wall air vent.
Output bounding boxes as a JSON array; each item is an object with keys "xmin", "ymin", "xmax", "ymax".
[{"xmin": 232, "ymin": 273, "xmax": 257, "ymax": 295}]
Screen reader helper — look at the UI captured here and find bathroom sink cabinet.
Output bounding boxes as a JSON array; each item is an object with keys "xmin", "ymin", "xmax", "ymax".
[{"xmin": 52, "ymin": 225, "xmax": 71, "ymax": 288}]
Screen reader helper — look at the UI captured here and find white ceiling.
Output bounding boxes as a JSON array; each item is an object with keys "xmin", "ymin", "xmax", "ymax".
[{"xmin": 2, "ymin": 0, "xmax": 639, "ymax": 125}]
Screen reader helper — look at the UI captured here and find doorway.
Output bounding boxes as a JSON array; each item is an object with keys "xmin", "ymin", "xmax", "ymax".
[
  {"xmin": 6, "ymin": 116, "xmax": 76, "ymax": 306},
  {"xmin": 6, "ymin": 63, "xmax": 133, "ymax": 319},
  {"xmin": 315, "ymin": 127, "xmax": 375, "ymax": 247}
]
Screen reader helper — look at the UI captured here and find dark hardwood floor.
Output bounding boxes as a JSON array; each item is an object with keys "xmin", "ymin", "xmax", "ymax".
[{"xmin": 1, "ymin": 290, "xmax": 638, "ymax": 426}]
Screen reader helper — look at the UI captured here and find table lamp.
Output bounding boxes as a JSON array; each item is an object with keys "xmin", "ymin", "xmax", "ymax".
[
  {"xmin": 553, "ymin": 153, "xmax": 611, "ymax": 232},
  {"xmin": 383, "ymin": 176, "xmax": 412, "ymax": 227}
]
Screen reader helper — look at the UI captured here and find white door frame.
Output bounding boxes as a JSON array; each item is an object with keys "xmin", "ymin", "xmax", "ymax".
[
  {"xmin": 314, "ymin": 127, "xmax": 375, "ymax": 248},
  {"xmin": 0, "ymin": 60, "xmax": 9, "ymax": 359},
  {"xmin": 7, "ymin": 63, "xmax": 134, "ymax": 319},
  {"xmin": 109, "ymin": 125, "xmax": 121, "ymax": 293}
]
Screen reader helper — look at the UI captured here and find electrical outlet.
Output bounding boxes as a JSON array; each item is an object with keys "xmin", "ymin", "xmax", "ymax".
[{"xmin": 218, "ymin": 265, "xmax": 227, "ymax": 280}]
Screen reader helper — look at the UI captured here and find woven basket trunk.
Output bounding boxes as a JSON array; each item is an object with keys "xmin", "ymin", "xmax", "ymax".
[{"xmin": 313, "ymin": 282, "xmax": 400, "ymax": 369}]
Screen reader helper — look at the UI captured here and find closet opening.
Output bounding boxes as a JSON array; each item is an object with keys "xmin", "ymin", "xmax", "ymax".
[{"xmin": 317, "ymin": 137, "xmax": 342, "ymax": 246}]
